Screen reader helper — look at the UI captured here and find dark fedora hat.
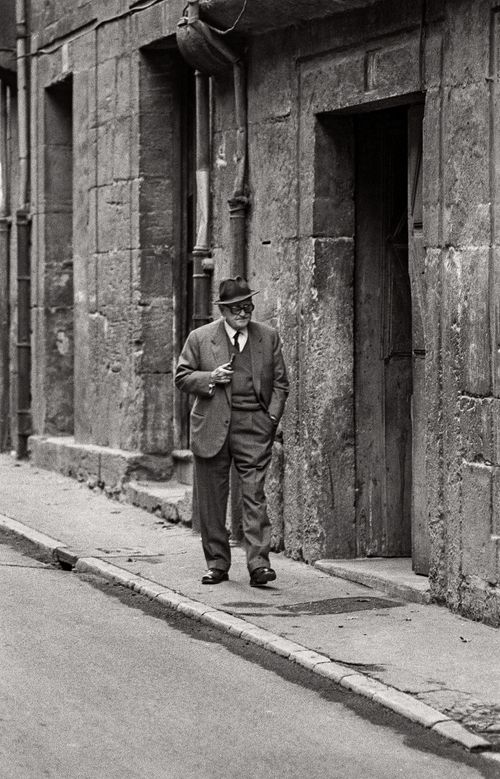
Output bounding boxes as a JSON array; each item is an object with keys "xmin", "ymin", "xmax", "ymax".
[{"xmin": 215, "ymin": 276, "xmax": 259, "ymax": 305}]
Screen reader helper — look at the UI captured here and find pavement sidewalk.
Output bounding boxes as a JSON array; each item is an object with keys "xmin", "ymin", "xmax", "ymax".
[{"xmin": 1, "ymin": 454, "xmax": 499, "ymax": 759}]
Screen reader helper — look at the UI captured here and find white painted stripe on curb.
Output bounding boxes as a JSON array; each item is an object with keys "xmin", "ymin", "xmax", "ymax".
[{"xmin": 0, "ymin": 519, "xmax": 492, "ymax": 753}]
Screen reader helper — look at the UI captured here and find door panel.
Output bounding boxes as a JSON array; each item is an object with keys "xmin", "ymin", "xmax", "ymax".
[{"xmin": 355, "ymin": 109, "xmax": 412, "ymax": 557}]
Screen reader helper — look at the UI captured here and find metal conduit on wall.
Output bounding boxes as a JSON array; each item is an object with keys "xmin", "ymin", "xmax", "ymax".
[
  {"xmin": 192, "ymin": 69, "xmax": 212, "ymax": 328},
  {"xmin": 15, "ymin": 0, "xmax": 31, "ymax": 458},
  {"xmin": 0, "ymin": 81, "xmax": 11, "ymax": 451},
  {"xmin": 177, "ymin": 0, "xmax": 248, "ymax": 319}
]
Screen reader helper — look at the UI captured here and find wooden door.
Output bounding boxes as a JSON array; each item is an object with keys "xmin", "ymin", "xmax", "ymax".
[
  {"xmin": 355, "ymin": 108, "xmax": 413, "ymax": 557},
  {"xmin": 408, "ymin": 104, "xmax": 429, "ymax": 575}
]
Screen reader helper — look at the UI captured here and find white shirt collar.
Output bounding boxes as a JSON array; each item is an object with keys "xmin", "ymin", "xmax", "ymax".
[{"xmin": 223, "ymin": 319, "xmax": 248, "ymax": 349}]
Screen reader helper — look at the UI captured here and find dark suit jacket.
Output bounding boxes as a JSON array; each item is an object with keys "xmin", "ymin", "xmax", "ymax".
[{"xmin": 175, "ymin": 318, "xmax": 289, "ymax": 458}]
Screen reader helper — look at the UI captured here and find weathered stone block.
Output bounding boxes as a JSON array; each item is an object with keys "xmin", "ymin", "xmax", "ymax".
[
  {"xmin": 249, "ymin": 31, "xmax": 293, "ymax": 123},
  {"xmin": 96, "ymin": 251, "xmax": 132, "ymax": 308},
  {"xmin": 423, "ymin": 22, "xmax": 443, "ymax": 90},
  {"xmin": 460, "ymin": 396, "xmax": 494, "ymax": 464},
  {"xmin": 136, "ymin": 301, "xmax": 171, "ymax": 374},
  {"xmin": 461, "ymin": 463, "xmax": 496, "ymax": 583},
  {"xmin": 139, "ymin": 178, "xmax": 174, "ymax": 243},
  {"xmin": 442, "ymin": 0, "xmax": 490, "ymax": 87},
  {"xmin": 460, "ymin": 575, "xmax": 500, "ymax": 626},
  {"xmin": 442, "ymin": 84, "xmax": 490, "ymax": 246},
  {"xmin": 138, "ymin": 373, "xmax": 173, "ymax": 454},
  {"xmin": 131, "ymin": 2, "xmax": 171, "ymax": 49},
  {"xmin": 423, "ymin": 89, "xmax": 442, "ymax": 249},
  {"xmin": 491, "ymin": 400, "xmax": 500, "ymax": 466},
  {"xmin": 136, "ymin": 248, "xmax": 173, "ymax": 300},
  {"xmin": 460, "ymin": 247, "xmax": 491, "ymax": 396},
  {"xmin": 96, "ymin": 58, "xmax": 118, "ymax": 125},
  {"xmin": 301, "ymin": 51, "xmax": 365, "ymax": 115},
  {"xmin": 96, "ymin": 182, "xmax": 133, "ymax": 253},
  {"xmin": 96, "ymin": 117, "xmax": 132, "ymax": 186},
  {"xmin": 299, "ymin": 237, "xmax": 356, "ymax": 560},
  {"xmin": 368, "ymin": 35, "xmax": 420, "ymax": 94},
  {"xmin": 43, "ymin": 211, "xmax": 72, "ymax": 265},
  {"xmin": 247, "ymin": 118, "xmax": 297, "ymax": 242},
  {"xmin": 44, "ymin": 262, "xmax": 73, "ymax": 309},
  {"xmin": 97, "ymin": 22, "xmax": 130, "ymax": 65}
]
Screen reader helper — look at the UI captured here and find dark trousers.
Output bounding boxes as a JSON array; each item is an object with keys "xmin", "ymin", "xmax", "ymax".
[{"xmin": 193, "ymin": 408, "xmax": 275, "ymax": 573}]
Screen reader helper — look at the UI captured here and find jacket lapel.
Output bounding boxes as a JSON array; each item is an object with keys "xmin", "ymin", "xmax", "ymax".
[
  {"xmin": 211, "ymin": 319, "xmax": 232, "ymax": 404},
  {"xmin": 249, "ymin": 322, "xmax": 263, "ymax": 400}
]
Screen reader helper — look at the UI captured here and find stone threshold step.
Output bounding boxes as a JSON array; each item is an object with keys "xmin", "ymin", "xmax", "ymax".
[
  {"xmin": 125, "ymin": 480, "xmax": 192, "ymax": 527},
  {"xmin": 314, "ymin": 558, "xmax": 431, "ymax": 605}
]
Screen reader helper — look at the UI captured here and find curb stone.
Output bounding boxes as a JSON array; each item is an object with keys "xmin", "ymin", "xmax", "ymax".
[{"xmin": 0, "ymin": 514, "xmax": 493, "ymax": 754}]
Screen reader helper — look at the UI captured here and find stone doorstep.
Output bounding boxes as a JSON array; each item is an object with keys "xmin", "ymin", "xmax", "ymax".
[
  {"xmin": 28, "ymin": 435, "xmax": 174, "ymax": 487},
  {"xmin": 125, "ymin": 480, "xmax": 192, "ymax": 526},
  {"xmin": 28, "ymin": 434, "xmax": 192, "ymax": 526},
  {"xmin": 314, "ymin": 558, "xmax": 432, "ymax": 605}
]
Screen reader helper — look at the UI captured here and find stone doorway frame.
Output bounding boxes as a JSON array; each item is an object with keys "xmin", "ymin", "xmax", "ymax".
[{"xmin": 294, "ymin": 30, "xmax": 434, "ymax": 562}]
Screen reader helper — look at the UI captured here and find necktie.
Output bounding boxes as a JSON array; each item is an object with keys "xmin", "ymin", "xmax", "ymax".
[{"xmin": 233, "ymin": 332, "xmax": 240, "ymax": 352}]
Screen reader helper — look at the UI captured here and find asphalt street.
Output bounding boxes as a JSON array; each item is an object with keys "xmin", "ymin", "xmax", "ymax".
[{"xmin": 1, "ymin": 535, "xmax": 498, "ymax": 779}]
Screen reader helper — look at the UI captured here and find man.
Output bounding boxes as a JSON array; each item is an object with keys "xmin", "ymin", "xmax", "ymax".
[{"xmin": 175, "ymin": 276, "xmax": 289, "ymax": 587}]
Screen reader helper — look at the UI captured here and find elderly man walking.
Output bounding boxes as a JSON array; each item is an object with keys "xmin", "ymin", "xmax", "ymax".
[{"xmin": 175, "ymin": 276, "xmax": 289, "ymax": 587}]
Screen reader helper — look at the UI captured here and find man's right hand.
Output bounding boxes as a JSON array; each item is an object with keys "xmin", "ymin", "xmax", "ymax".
[{"xmin": 210, "ymin": 362, "xmax": 234, "ymax": 384}]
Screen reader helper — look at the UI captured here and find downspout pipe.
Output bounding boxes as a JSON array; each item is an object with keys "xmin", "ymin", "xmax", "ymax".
[
  {"xmin": 0, "ymin": 81, "xmax": 11, "ymax": 451},
  {"xmin": 228, "ymin": 61, "xmax": 247, "ymax": 277},
  {"xmin": 177, "ymin": 0, "xmax": 249, "ymax": 299},
  {"xmin": 192, "ymin": 69, "xmax": 212, "ymax": 328},
  {"xmin": 15, "ymin": 0, "xmax": 31, "ymax": 458}
]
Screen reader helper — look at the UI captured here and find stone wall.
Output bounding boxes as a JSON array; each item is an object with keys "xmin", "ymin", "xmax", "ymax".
[
  {"xmin": 25, "ymin": 0, "xmax": 500, "ymax": 623},
  {"xmin": 237, "ymin": 0, "xmax": 500, "ymax": 621}
]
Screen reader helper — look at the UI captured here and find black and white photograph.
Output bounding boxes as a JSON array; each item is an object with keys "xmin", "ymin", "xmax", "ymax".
[{"xmin": 0, "ymin": 0, "xmax": 499, "ymax": 776}]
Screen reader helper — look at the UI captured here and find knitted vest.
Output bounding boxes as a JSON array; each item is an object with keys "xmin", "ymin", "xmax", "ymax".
[{"xmin": 230, "ymin": 337, "xmax": 260, "ymax": 411}]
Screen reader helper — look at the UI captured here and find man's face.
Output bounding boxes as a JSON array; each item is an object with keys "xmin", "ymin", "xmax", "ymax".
[{"xmin": 220, "ymin": 298, "xmax": 254, "ymax": 331}]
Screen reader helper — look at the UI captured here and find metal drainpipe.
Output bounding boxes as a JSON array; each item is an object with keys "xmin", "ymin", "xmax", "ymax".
[
  {"xmin": 192, "ymin": 70, "xmax": 213, "ymax": 328},
  {"xmin": 16, "ymin": 0, "xmax": 31, "ymax": 458},
  {"xmin": 227, "ymin": 62, "xmax": 248, "ymax": 544},
  {"xmin": 0, "ymin": 81, "xmax": 11, "ymax": 451},
  {"xmin": 228, "ymin": 61, "xmax": 248, "ymax": 277}
]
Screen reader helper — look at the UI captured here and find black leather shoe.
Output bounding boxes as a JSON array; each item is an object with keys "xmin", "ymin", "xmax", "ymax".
[
  {"xmin": 249, "ymin": 567, "xmax": 276, "ymax": 587},
  {"xmin": 201, "ymin": 568, "xmax": 229, "ymax": 585}
]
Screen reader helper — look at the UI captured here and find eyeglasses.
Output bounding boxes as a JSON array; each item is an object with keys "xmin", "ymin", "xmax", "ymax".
[{"xmin": 227, "ymin": 302, "xmax": 255, "ymax": 315}]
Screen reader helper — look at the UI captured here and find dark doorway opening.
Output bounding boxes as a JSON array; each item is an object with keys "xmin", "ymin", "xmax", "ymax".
[{"xmin": 354, "ymin": 106, "xmax": 413, "ymax": 558}]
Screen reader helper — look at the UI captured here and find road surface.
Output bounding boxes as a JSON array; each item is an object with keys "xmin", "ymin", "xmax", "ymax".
[{"xmin": 0, "ymin": 534, "xmax": 496, "ymax": 778}]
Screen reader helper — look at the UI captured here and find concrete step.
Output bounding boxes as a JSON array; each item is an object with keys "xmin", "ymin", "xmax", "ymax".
[
  {"xmin": 125, "ymin": 480, "xmax": 192, "ymax": 526},
  {"xmin": 314, "ymin": 557, "xmax": 432, "ymax": 605}
]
